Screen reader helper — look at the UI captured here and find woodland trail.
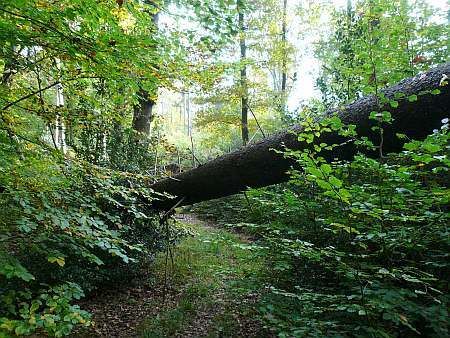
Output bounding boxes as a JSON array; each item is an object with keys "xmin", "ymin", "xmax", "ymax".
[{"xmin": 73, "ymin": 214, "xmax": 269, "ymax": 338}]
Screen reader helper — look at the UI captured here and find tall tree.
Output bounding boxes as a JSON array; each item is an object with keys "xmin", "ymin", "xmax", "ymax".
[
  {"xmin": 132, "ymin": 2, "xmax": 159, "ymax": 135},
  {"xmin": 280, "ymin": 0, "xmax": 287, "ymax": 97},
  {"xmin": 238, "ymin": 0, "xmax": 249, "ymax": 145},
  {"xmin": 132, "ymin": 88, "xmax": 156, "ymax": 135}
]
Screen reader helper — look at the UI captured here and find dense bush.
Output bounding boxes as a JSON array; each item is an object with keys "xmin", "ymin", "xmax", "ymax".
[
  {"xmin": 0, "ymin": 129, "xmax": 175, "ymax": 336},
  {"xmin": 193, "ymin": 115, "xmax": 449, "ymax": 337}
]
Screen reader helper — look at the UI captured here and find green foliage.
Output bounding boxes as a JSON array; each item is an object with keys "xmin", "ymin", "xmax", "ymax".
[
  {"xmin": 189, "ymin": 2, "xmax": 450, "ymax": 332},
  {"xmin": 0, "ymin": 0, "xmax": 194, "ymax": 333},
  {"xmin": 190, "ymin": 0, "xmax": 295, "ymax": 153},
  {"xmin": 0, "ymin": 129, "xmax": 170, "ymax": 336},
  {"xmin": 0, "ymin": 283, "xmax": 90, "ymax": 337},
  {"xmin": 194, "ymin": 115, "xmax": 449, "ymax": 337},
  {"xmin": 310, "ymin": 0, "xmax": 448, "ymax": 105}
]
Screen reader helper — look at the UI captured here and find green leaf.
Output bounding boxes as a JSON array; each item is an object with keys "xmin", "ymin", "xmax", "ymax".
[
  {"xmin": 431, "ymin": 89, "xmax": 441, "ymax": 95},
  {"xmin": 408, "ymin": 94, "xmax": 418, "ymax": 102},
  {"xmin": 328, "ymin": 116, "xmax": 343, "ymax": 130},
  {"xmin": 320, "ymin": 164, "xmax": 332, "ymax": 175},
  {"xmin": 389, "ymin": 100, "xmax": 399, "ymax": 108},
  {"xmin": 48, "ymin": 256, "xmax": 66, "ymax": 267},
  {"xmin": 404, "ymin": 142, "xmax": 418, "ymax": 151},
  {"xmin": 307, "ymin": 167, "xmax": 323, "ymax": 178},
  {"xmin": 338, "ymin": 188, "xmax": 351, "ymax": 202},
  {"xmin": 381, "ymin": 111, "xmax": 392, "ymax": 122},
  {"xmin": 0, "ymin": 254, "xmax": 35, "ymax": 282},
  {"xmin": 316, "ymin": 179, "xmax": 332, "ymax": 191},
  {"xmin": 15, "ymin": 324, "xmax": 30, "ymax": 336},
  {"xmin": 329, "ymin": 176, "xmax": 342, "ymax": 188},
  {"xmin": 401, "ymin": 274, "xmax": 421, "ymax": 283},
  {"xmin": 423, "ymin": 143, "xmax": 440, "ymax": 153}
]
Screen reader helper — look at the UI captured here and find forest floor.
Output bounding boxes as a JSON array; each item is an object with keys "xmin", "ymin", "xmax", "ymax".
[{"xmin": 73, "ymin": 214, "xmax": 271, "ymax": 338}]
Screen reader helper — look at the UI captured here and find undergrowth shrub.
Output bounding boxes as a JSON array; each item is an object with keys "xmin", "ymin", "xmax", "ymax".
[
  {"xmin": 194, "ymin": 115, "xmax": 449, "ymax": 337},
  {"xmin": 0, "ymin": 130, "xmax": 177, "ymax": 336}
]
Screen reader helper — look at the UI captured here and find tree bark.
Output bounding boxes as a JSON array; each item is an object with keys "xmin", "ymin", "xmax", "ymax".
[
  {"xmin": 238, "ymin": 1, "xmax": 249, "ymax": 145},
  {"xmin": 132, "ymin": 88, "xmax": 155, "ymax": 135},
  {"xmin": 150, "ymin": 63, "xmax": 450, "ymax": 209},
  {"xmin": 132, "ymin": 7, "xmax": 159, "ymax": 135},
  {"xmin": 281, "ymin": 0, "xmax": 287, "ymax": 94}
]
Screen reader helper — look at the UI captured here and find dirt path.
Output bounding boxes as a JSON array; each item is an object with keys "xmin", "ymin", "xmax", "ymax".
[
  {"xmin": 72, "ymin": 214, "xmax": 268, "ymax": 338},
  {"xmin": 173, "ymin": 214, "xmax": 263, "ymax": 338}
]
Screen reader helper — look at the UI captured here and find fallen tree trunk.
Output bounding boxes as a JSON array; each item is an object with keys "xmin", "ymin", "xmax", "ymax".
[{"xmin": 151, "ymin": 63, "xmax": 449, "ymax": 209}]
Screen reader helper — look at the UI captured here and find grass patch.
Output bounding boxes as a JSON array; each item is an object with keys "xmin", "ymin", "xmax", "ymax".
[{"xmin": 138, "ymin": 220, "xmax": 267, "ymax": 337}]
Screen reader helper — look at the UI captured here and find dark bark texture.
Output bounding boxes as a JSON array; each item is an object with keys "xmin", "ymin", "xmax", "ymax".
[
  {"xmin": 132, "ymin": 89, "xmax": 155, "ymax": 135},
  {"xmin": 281, "ymin": 0, "xmax": 287, "ymax": 94},
  {"xmin": 238, "ymin": 5, "xmax": 249, "ymax": 145},
  {"xmin": 151, "ymin": 63, "xmax": 450, "ymax": 209},
  {"xmin": 132, "ymin": 9, "xmax": 159, "ymax": 135}
]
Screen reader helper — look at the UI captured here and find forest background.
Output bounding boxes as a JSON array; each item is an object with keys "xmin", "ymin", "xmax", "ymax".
[{"xmin": 0, "ymin": 0, "xmax": 448, "ymax": 336}]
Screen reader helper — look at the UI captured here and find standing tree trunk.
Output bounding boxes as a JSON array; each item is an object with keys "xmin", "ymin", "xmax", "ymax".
[
  {"xmin": 345, "ymin": 0, "xmax": 354, "ymax": 101},
  {"xmin": 54, "ymin": 58, "xmax": 66, "ymax": 154},
  {"xmin": 1, "ymin": 46, "xmax": 21, "ymax": 86},
  {"xmin": 238, "ymin": 0, "xmax": 249, "ymax": 145},
  {"xmin": 132, "ymin": 8, "xmax": 159, "ymax": 135},
  {"xmin": 132, "ymin": 88, "xmax": 156, "ymax": 135},
  {"xmin": 281, "ymin": 0, "xmax": 287, "ymax": 95},
  {"xmin": 277, "ymin": 0, "xmax": 288, "ymax": 118},
  {"xmin": 186, "ymin": 91, "xmax": 191, "ymax": 136}
]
